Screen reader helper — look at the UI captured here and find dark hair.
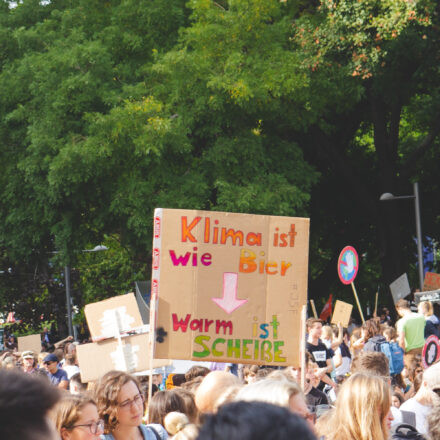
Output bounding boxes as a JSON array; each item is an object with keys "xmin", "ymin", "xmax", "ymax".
[
  {"xmin": 198, "ymin": 401, "xmax": 317, "ymax": 440},
  {"xmin": 0, "ymin": 370, "xmax": 60, "ymax": 440},
  {"xmin": 148, "ymin": 390, "xmax": 187, "ymax": 426},
  {"xmin": 173, "ymin": 388, "xmax": 199, "ymax": 424},
  {"xmin": 362, "ymin": 318, "xmax": 381, "ymax": 340},
  {"xmin": 351, "ymin": 351, "xmax": 389, "ymax": 378},
  {"xmin": 185, "ymin": 365, "xmax": 211, "ymax": 382}
]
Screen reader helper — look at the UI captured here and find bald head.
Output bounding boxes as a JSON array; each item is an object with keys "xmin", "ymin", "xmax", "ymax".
[{"xmin": 195, "ymin": 371, "xmax": 240, "ymax": 413}]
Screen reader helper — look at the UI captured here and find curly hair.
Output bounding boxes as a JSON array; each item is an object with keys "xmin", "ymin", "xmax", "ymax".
[{"xmin": 94, "ymin": 371, "xmax": 144, "ymax": 434}]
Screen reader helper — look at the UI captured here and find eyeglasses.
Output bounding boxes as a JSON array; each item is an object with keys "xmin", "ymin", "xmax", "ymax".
[
  {"xmin": 118, "ymin": 393, "xmax": 144, "ymax": 410},
  {"xmin": 71, "ymin": 420, "xmax": 104, "ymax": 434}
]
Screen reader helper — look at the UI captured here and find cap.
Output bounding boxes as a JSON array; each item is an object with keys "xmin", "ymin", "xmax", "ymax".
[
  {"xmin": 21, "ymin": 351, "xmax": 35, "ymax": 359},
  {"xmin": 43, "ymin": 353, "xmax": 58, "ymax": 363}
]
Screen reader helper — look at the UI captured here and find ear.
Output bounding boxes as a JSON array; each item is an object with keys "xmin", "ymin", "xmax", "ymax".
[{"xmin": 61, "ymin": 427, "xmax": 71, "ymax": 440}]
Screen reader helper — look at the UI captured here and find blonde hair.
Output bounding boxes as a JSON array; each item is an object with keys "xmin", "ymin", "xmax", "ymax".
[
  {"xmin": 234, "ymin": 377, "xmax": 302, "ymax": 408},
  {"xmin": 164, "ymin": 412, "xmax": 198, "ymax": 440},
  {"xmin": 50, "ymin": 394, "xmax": 96, "ymax": 435},
  {"xmin": 318, "ymin": 373, "xmax": 390, "ymax": 440},
  {"xmin": 418, "ymin": 301, "xmax": 434, "ymax": 317},
  {"xmin": 322, "ymin": 325, "xmax": 334, "ymax": 340}
]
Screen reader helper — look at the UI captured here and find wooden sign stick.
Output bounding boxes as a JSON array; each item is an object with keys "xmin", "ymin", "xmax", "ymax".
[
  {"xmin": 300, "ymin": 304, "xmax": 307, "ymax": 390},
  {"xmin": 310, "ymin": 299, "xmax": 318, "ymax": 319},
  {"xmin": 374, "ymin": 290, "xmax": 379, "ymax": 317},
  {"xmin": 351, "ymin": 282, "xmax": 365, "ymax": 324}
]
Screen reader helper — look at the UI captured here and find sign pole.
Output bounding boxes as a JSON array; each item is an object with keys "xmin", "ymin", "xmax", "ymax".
[
  {"xmin": 374, "ymin": 290, "xmax": 379, "ymax": 317},
  {"xmin": 310, "ymin": 299, "xmax": 318, "ymax": 319},
  {"xmin": 351, "ymin": 282, "xmax": 365, "ymax": 324},
  {"xmin": 300, "ymin": 304, "xmax": 307, "ymax": 390}
]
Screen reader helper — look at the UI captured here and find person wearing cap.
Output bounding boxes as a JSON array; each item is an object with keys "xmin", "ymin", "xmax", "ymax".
[
  {"xmin": 22, "ymin": 351, "xmax": 38, "ymax": 374},
  {"xmin": 43, "ymin": 353, "xmax": 69, "ymax": 390}
]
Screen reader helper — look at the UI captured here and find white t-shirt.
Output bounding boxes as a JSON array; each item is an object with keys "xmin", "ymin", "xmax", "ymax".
[
  {"xmin": 334, "ymin": 347, "xmax": 351, "ymax": 376},
  {"xmin": 63, "ymin": 365, "xmax": 80, "ymax": 379},
  {"xmin": 400, "ymin": 398, "xmax": 430, "ymax": 434}
]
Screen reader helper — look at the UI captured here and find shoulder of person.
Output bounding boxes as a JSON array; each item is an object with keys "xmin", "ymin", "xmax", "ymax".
[{"xmin": 141, "ymin": 423, "xmax": 168, "ymax": 440}]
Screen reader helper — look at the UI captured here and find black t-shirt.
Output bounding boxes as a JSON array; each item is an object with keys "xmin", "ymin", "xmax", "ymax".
[
  {"xmin": 306, "ymin": 340, "xmax": 332, "ymax": 368},
  {"xmin": 306, "ymin": 386, "xmax": 329, "ymax": 407},
  {"xmin": 306, "ymin": 340, "xmax": 332, "ymax": 390}
]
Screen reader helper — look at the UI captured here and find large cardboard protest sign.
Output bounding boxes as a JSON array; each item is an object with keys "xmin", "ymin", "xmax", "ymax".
[
  {"xmin": 331, "ymin": 300, "xmax": 353, "ymax": 328},
  {"xmin": 77, "ymin": 333, "xmax": 171, "ymax": 382},
  {"xmin": 151, "ymin": 208, "xmax": 310, "ymax": 366},
  {"xmin": 18, "ymin": 334, "xmax": 41, "ymax": 353},
  {"xmin": 390, "ymin": 273, "xmax": 411, "ymax": 304},
  {"xmin": 85, "ymin": 293, "xmax": 144, "ymax": 341},
  {"xmin": 424, "ymin": 272, "xmax": 440, "ymax": 292}
]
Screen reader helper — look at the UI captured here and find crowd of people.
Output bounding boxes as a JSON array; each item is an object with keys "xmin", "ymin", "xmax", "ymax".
[{"xmin": 1, "ymin": 298, "xmax": 440, "ymax": 439}]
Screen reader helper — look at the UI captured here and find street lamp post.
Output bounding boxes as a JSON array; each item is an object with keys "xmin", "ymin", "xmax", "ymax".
[
  {"xmin": 379, "ymin": 182, "xmax": 424, "ymax": 291},
  {"xmin": 64, "ymin": 245, "xmax": 108, "ymax": 338}
]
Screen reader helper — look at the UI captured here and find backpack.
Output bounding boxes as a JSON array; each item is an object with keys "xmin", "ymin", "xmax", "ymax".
[
  {"xmin": 391, "ymin": 423, "xmax": 425, "ymax": 440},
  {"xmin": 375, "ymin": 341, "xmax": 404, "ymax": 375}
]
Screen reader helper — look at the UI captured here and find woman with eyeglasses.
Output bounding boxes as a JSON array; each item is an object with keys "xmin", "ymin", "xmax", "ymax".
[
  {"xmin": 51, "ymin": 394, "xmax": 104, "ymax": 440},
  {"xmin": 95, "ymin": 370, "xmax": 168, "ymax": 440}
]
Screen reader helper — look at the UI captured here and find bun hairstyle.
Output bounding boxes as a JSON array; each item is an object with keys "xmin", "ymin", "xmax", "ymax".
[{"xmin": 164, "ymin": 412, "xmax": 198, "ymax": 440}]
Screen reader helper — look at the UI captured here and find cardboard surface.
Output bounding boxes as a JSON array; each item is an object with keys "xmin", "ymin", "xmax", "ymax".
[
  {"xmin": 152, "ymin": 208, "xmax": 310, "ymax": 366},
  {"xmin": 390, "ymin": 273, "xmax": 411, "ymax": 304},
  {"xmin": 85, "ymin": 293, "xmax": 144, "ymax": 341},
  {"xmin": 18, "ymin": 334, "xmax": 41, "ymax": 354},
  {"xmin": 76, "ymin": 333, "xmax": 171, "ymax": 382},
  {"xmin": 331, "ymin": 300, "xmax": 353, "ymax": 328},
  {"xmin": 424, "ymin": 272, "xmax": 440, "ymax": 292}
]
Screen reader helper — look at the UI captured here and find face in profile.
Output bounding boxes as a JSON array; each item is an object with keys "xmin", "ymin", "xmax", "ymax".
[
  {"xmin": 61, "ymin": 403, "xmax": 103, "ymax": 440},
  {"xmin": 115, "ymin": 381, "xmax": 145, "ymax": 428}
]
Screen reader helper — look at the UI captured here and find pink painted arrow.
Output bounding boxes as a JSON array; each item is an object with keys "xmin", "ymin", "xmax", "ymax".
[{"xmin": 212, "ymin": 272, "xmax": 248, "ymax": 314}]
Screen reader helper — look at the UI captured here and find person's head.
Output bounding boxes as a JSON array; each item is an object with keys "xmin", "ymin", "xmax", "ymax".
[
  {"xmin": 395, "ymin": 299, "xmax": 410, "ymax": 316},
  {"xmin": 361, "ymin": 318, "xmax": 381, "ymax": 340},
  {"xmin": 198, "ymin": 401, "xmax": 316, "ymax": 440},
  {"xmin": 43, "ymin": 353, "xmax": 59, "ymax": 374},
  {"xmin": 351, "ymin": 351, "xmax": 389, "ymax": 378},
  {"xmin": 419, "ymin": 361, "xmax": 440, "ymax": 405},
  {"xmin": 51, "ymin": 394, "xmax": 104, "ymax": 440},
  {"xmin": 70, "ymin": 373, "xmax": 87, "ymax": 395},
  {"xmin": 173, "ymin": 387, "xmax": 199, "ymax": 424},
  {"xmin": 234, "ymin": 377, "xmax": 312, "ymax": 427},
  {"xmin": 184, "ymin": 365, "xmax": 211, "ymax": 382},
  {"xmin": 164, "ymin": 412, "xmax": 199, "ymax": 440},
  {"xmin": 306, "ymin": 318, "xmax": 323, "ymax": 339},
  {"xmin": 427, "ymin": 403, "xmax": 440, "ymax": 440},
  {"xmin": 319, "ymin": 373, "xmax": 392, "ymax": 440},
  {"xmin": 21, "ymin": 350, "xmax": 36, "ymax": 369},
  {"xmin": 94, "ymin": 371, "xmax": 145, "ymax": 434},
  {"xmin": 0, "ymin": 369, "xmax": 60, "ymax": 440},
  {"xmin": 391, "ymin": 392, "xmax": 403, "ymax": 408},
  {"xmin": 418, "ymin": 301, "xmax": 434, "ymax": 317},
  {"xmin": 148, "ymin": 390, "xmax": 187, "ymax": 427},
  {"xmin": 65, "ymin": 354, "xmax": 77, "ymax": 367},
  {"xmin": 195, "ymin": 371, "xmax": 240, "ymax": 414},
  {"xmin": 322, "ymin": 325, "xmax": 333, "ymax": 341},
  {"xmin": 383, "ymin": 327, "xmax": 396, "ymax": 342},
  {"xmin": 243, "ymin": 365, "xmax": 259, "ymax": 384}
]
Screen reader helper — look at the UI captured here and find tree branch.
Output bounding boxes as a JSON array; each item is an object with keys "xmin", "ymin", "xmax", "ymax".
[{"xmin": 400, "ymin": 113, "xmax": 440, "ymax": 180}]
